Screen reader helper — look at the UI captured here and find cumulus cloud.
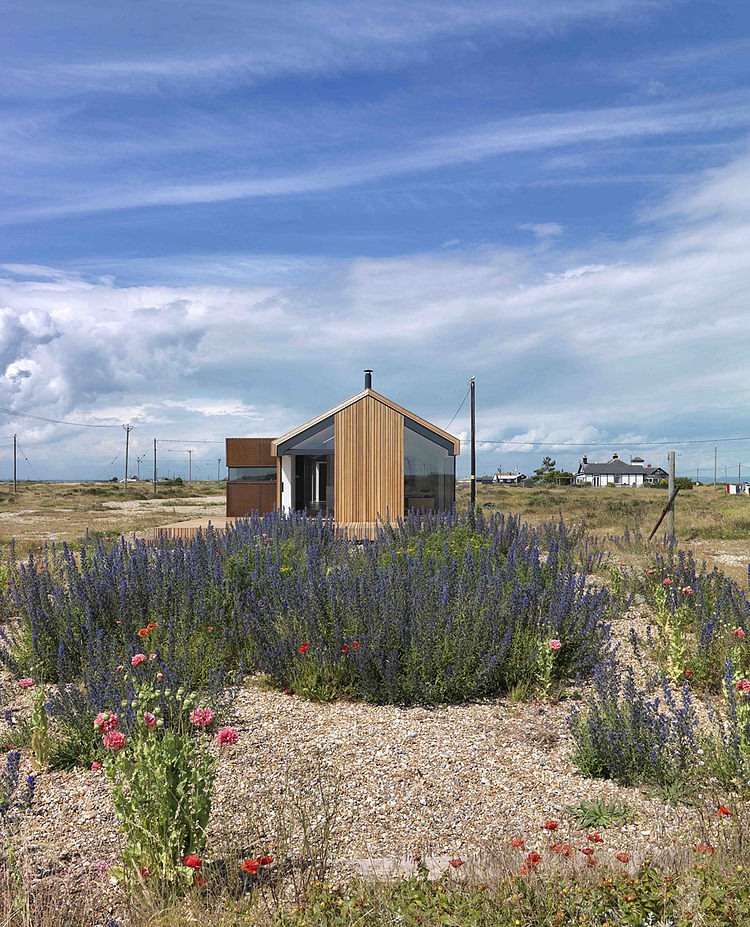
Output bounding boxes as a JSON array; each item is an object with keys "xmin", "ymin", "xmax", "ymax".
[{"xmin": 1, "ymin": 145, "xmax": 749, "ymax": 477}]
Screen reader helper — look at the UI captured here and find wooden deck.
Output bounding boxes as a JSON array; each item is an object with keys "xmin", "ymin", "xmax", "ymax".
[{"xmin": 140, "ymin": 517, "xmax": 382, "ymax": 543}]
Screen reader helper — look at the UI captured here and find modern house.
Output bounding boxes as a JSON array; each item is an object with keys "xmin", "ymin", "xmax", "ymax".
[
  {"xmin": 226, "ymin": 372, "xmax": 460, "ymax": 532},
  {"xmin": 575, "ymin": 454, "xmax": 668, "ymax": 488}
]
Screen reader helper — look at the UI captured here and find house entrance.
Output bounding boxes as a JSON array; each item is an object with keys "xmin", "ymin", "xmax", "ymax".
[{"xmin": 293, "ymin": 455, "xmax": 331, "ymax": 515}]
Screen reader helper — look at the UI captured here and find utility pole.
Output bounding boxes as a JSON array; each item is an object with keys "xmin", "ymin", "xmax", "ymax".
[
  {"xmin": 123, "ymin": 424, "xmax": 134, "ymax": 491},
  {"xmin": 13, "ymin": 434, "xmax": 17, "ymax": 494},
  {"xmin": 714, "ymin": 446, "xmax": 718, "ymax": 491},
  {"xmin": 470, "ymin": 377, "xmax": 476, "ymax": 520},
  {"xmin": 188, "ymin": 449, "xmax": 193, "ymax": 484},
  {"xmin": 153, "ymin": 439, "xmax": 158, "ymax": 497},
  {"xmin": 740, "ymin": 462, "xmax": 743, "ymax": 483},
  {"xmin": 136, "ymin": 455, "xmax": 145, "ymax": 481},
  {"xmin": 217, "ymin": 457, "xmax": 222, "ymax": 482},
  {"xmin": 667, "ymin": 450, "xmax": 676, "ymax": 537}
]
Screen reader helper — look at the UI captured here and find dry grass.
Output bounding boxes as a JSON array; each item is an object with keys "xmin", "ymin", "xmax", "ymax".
[
  {"xmin": 458, "ymin": 482, "xmax": 750, "ymax": 584},
  {"xmin": 0, "ymin": 480, "xmax": 225, "ymax": 558}
]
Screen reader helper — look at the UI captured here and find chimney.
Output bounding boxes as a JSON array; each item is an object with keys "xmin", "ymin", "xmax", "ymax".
[
  {"xmin": 612, "ymin": 452, "xmax": 619, "ymax": 459},
  {"xmin": 582, "ymin": 454, "xmax": 588, "ymax": 465},
  {"xmin": 364, "ymin": 369, "xmax": 373, "ymax": 389}
]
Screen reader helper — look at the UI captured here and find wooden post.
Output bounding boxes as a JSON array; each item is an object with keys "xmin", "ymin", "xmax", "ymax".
[
  {"xmin": 470, "ymin": 377, "xmax": 476, "ymax": 521},
  {"xmin": 667, "ymin": 450, "xmax": 675, "ymax": 536},
  {"xmin": 12, "ymin": 434, "xmax": 17, "ymax": 494},
  {"xmin": 153, "ymin": 438, "xmax": 158, "ymax": 497},
  {"xmin": 714, "ymin": 446, "xmax": 717, "ymax": 491},
  {"xmin": 648, "ymin": 486, "xmax": 681, "ymax": 542}
]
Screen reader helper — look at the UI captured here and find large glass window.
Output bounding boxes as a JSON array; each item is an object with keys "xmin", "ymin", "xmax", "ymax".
[
  {"xmin": 228, "ymin": 467, "xmax": 277, "ymax": 482},
  {"xmin": 404, "ymin": 425, "xmax": 455, "ymax": 512}
]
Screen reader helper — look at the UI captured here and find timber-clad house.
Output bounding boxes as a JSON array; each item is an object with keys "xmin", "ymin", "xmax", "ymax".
[{"xmin": 226, "ymin": 372, "xmax": 460, "ymax": 533}]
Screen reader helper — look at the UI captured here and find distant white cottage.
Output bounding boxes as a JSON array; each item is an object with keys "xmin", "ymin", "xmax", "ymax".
[
  {"xmin": 494, "ymin": 471, "xmax": 527, "ymax": 484},
  {"xmin": 575, "ymin": 453, "xmax": 668, "ymax": 488}
]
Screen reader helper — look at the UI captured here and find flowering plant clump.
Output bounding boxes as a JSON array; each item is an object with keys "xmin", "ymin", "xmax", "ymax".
[{"xmin": 102, "ymin": 660, "xmax": 222, "ymax": 887}]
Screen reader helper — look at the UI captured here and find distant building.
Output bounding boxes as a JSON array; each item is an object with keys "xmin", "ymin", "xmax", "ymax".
[
  {"xmin": 494, "ymin": 471, "xmax": 527, "ymax": 484},
  {"xmin": 575, "ymin": 453, "xmax": 668, "ymax": 487}
]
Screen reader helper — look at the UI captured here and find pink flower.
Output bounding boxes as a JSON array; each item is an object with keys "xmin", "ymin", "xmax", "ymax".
[
  {"xmin": 103, "ymin": 731, "xmax": 126, "ymax": 751},
  {"xmin": 217, "ymin": 727, "xmax": 238, "ymax": 746},
  {"xmin": 736, "ymin": 679, "xmax": 750, "ymax": 692},
  {"xmin": 91, "ymin": 761, "xmax": 102, "ymax": 770},
  {"xmin": 18, "ymin": 678, "xmax": 34, "ymax": 688},
  {"xmin": 131, "ymin": 654, "xmax": 147, "ymax": 667},
  {"xmin": 646, "ymin": 569, "xmax": 655, "ymax": 575},
  {"xmin": 662, "ymin": 577, "xmax": 672, "ymax": 586},
  {"xmin": 143, "ymin": 712, "xmax": 156, "ymax": 727},
  {"xmin": 189, "ymin": 707, "xmax": 214, "ymax": 728},
  {"xmin": 156, "ymin": 673, "xmax": 163, "ymax": 681},
  {"xmin": 116, "ymin": 665, "xmax": 123, "ymax": 673},
  {"xmin": 94, "ymin": 711, "xmax": 119, "ymax": 734},
  {"xmin": 682, "ymin": 586, "xmax": 693, "ymax": 596},
  {"xmin": 549, "ymin": 639, "xmax": 562, "ymax": 651},
  {"xmin": 734, "ymin": 628, "xmax": 746, "ymax": 639},
  {"xmin": 149, "ymin": 653, "xmax": 156, "ymax": 660}
]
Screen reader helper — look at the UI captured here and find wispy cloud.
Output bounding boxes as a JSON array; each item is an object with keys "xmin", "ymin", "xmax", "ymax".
[
  {"xmin": 5, "ymin": 91, "xmax": 750, "ymax": 224},
  {"xmin": 2, "ymin": 0, "xmax": 664, "ymax": 99}
]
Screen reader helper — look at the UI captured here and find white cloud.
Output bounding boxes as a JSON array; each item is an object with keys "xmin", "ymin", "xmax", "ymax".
[{"xmin": 1, "ymin": 144, "xmax": 750, "ymax": 476}]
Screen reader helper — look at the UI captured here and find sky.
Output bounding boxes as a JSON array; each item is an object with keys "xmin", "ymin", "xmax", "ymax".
[{"xmin": 2, "ymin": 0, "xmax": 750, "ymax": 481}]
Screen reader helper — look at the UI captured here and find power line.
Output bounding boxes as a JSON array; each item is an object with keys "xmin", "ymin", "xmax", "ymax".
[
  {"xmin": 158, "ymin": 439, "xmax": 225, "ymax": 445},
  {"xmin": 0, "ymin": 406, "xmax": 121, "ymax": 428},
  {"xmin": 445, "ymin": 383, "xmax": 472, "ymax": 432},
  {"xmin": 473, "ymin": 435, "xmax": 750, "ymax": 448}
]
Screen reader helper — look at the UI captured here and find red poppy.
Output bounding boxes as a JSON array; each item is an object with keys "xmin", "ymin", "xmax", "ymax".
[
  {"xmin": 183, "ymin": 855, "xmax": 202, "ymax": 869},
  {"xmin": 615, "ymin": 852, "xmax": 629, "ymax": 863},
  {"xmin": 693, "ymin": 844, "xmax": 716, "ymax": 854},
  {"xmin": 298, "ymin": 642, "xmax": 310, "ymax": 655},
  {"xmin": 523, "ymin": 851, "xmax": 542, "ymax": 870},
  {"xmin": 257, "ymin": 855, "xmax": 274, "ymax": 866},
  {"xmin": 193, "ymin": 874, "xmax": 207, "ymax": 887},
  {"xmin": 147, "ymin": 623, "xmax": 157, "ymax": 631},
  {"xmin": 448, "ymin": 858, "xmax": 465, "ymax": 868},
  {"xmin": 542, "ymin": 820, "xmax": 558, "ymax": 831},
  {"xmin": 241, "ymin": 859, "xmax": 260, "ymax": 874},
  {"xmin": 580, "ymin": 847, "xmax": 595, "ymax": 856},
  {"xmin": 139, "ymin": 866, "xmax": 152, "ymax": 878},
  {"xmin": 342, "ymin": 645, "xmax": 350, "ymax": 653},
  {"xmin": 685, "ymin": 669, "xmax": 693, "ymax": 676},
  {"xmin": 718, "ymin": 804, "xmax": 732, "ymax": 817},
  {"xmin": 588, "ymin": 833, "xmax": 604, "ymax": 843},
  {"xmin": 510, "ymin": 837, "xmax": 525, "ymax": 849},
  {"xmin": 138, "ymin": 628, "xmax": 149, "ymax": 638},
  {"xmin": 352, "ymin": 641, "xmax": 359, "ymax": 650}
]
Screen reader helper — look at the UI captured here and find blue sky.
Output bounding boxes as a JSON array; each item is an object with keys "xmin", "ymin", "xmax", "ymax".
[{"xmin": 2, "ymin": 0, "xmax": 750, "ymax": 480}]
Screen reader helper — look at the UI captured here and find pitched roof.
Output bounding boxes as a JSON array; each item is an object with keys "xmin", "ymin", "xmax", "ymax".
[
  {"xmin": 578, "ymin": 459, "xmax": 649, "ymax": 476},
  {"xmin": 271, "ymin": 388, "xmax": 460, "ymax": 455}
]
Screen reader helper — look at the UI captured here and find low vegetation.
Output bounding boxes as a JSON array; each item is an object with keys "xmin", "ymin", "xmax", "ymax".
[{"xmin": 0, "ymin": 484, "xmax": 749, "ymax": 923}]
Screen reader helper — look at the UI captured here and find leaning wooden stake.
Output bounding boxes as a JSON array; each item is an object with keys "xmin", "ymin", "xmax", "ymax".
[{"xmin": 647, "ymin": 486, "xmax": 681, "ymax": 542}]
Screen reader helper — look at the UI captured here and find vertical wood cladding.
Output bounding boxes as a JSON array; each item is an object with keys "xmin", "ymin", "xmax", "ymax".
[
  {"xmin": 225, "ymin": 438, "xmax": 275, "ymax": 467},
  {"xmin": 334, "ymin": 395, "xmax": 403, "ymax": 523},
  {"xmin": 226, "ymin": 482, "xmax": 276, "ymax": 517}
]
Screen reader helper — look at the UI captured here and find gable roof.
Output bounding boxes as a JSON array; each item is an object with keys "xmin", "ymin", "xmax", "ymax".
[
  {"xmin": 578, "ymin": 459, "xmax": 649, "ymax": 476},
  {"xmin": 271, "ymin": 388, "xmax": 461, "ymax": 456}
]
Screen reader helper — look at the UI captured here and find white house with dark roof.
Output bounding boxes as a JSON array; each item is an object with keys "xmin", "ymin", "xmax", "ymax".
[{"xmin": 575, "ymin": 453, "xmax": 668, "ymax": 487}]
